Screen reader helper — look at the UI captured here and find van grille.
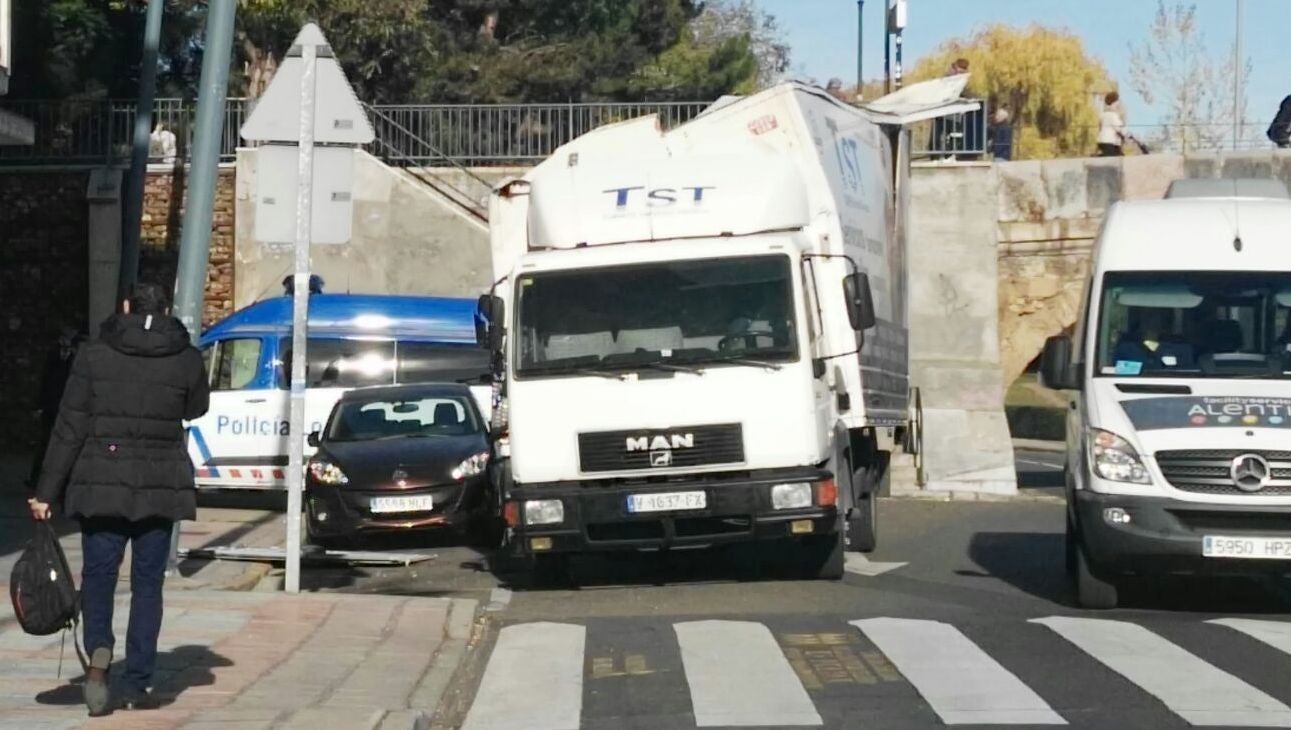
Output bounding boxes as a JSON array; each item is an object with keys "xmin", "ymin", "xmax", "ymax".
[
  {"xmin": 578, "ymin": 424, "xmax": 744, "ymax": 473},
  {"xmin": 1155, "ymin": 450, "xmax": 1291, "ymax": 496}
]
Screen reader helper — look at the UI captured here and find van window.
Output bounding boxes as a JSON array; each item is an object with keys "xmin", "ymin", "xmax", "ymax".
[
  {"xmin": 213, "ymin": 339, "xmax": 263, "ymax": 390},
  {"xmin": 279, "ymin": 339, "xmax": 396, "ymax": 388},
  {"xmin": 396, "ymin": 343, "xmax": 490, "ymax": 385}
]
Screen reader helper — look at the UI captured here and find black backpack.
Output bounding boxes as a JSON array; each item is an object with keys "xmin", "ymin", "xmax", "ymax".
[{"xmin": 9, "ymin": 521, "xmax": 79, "ymax": 636}]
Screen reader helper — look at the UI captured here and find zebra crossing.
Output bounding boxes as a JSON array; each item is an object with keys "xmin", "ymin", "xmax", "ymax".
[{"xmin": 459, "ymin": 615, "xmax": 1291, "ymax": 730}]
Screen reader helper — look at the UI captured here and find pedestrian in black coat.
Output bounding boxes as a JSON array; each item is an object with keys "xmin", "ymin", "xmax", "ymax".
[
  {"xmin": 28, "ymin": 282, "xmax": 209, "ymax": 717},
  {"xmin": 27, "ymin": 325, "xmax": 84, "ymax": 491},
  {"xmin": 1269, "ymin": 94, "xmax": 1291, "ymax": 148}
]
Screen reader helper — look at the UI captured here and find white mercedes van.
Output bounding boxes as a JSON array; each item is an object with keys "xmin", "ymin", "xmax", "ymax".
[{"xmin": 1041, "ymin": 179, "xmax": 1291, "ymax": 608}]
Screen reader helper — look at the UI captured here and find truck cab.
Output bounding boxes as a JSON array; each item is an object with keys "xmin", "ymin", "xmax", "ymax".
[{"xmin": 1041, "ymin": 183, "xmax": 1291, "ymax": 608}]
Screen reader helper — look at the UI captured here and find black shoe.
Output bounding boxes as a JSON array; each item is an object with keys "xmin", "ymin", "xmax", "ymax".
[
  {"xmin": 118, "ymin": 688, "xmax": 162, "ymax": 711},
  {"xmin": 83, "ymin": 647, "xmax": 113, "ymax": 717}
]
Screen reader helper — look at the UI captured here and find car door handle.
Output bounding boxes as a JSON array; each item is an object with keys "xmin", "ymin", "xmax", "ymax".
[{"xmin": 244, "ymin": 398, "xmax": 267, "ymax": 404}]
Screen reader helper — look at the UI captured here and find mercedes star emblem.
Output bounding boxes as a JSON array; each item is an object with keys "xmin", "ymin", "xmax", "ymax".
[{"xmin": 1229, "ymin": 454, "xmax": 1271, "ymax": 493}]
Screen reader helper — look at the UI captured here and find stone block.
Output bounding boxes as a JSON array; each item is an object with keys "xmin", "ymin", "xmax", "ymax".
[
  {"xmin": 1041, "ymin": 158, "xmax": 1088, "ymax": 220},
  {"xmin": 1220, "ymin": 151, "xmax": 1275, "ymax": 180},
  {"xmin": 1085, "ymin": 160, "xmax": 1123, "ymax": 211},
  {"xmin": 921, "ymin": 407, "xmax": 1017, "ymax": 494},
  {"xmin": 996, "ymin": 160, "xmax": 1047, "ymax": 222},
  {"xmin": 1184, "ymin": 154, "xmax": 1218, "ymax": 180},
  {"xmin": 1274, "ymin": 150, "xmax": 1291, "ymax": 190}
]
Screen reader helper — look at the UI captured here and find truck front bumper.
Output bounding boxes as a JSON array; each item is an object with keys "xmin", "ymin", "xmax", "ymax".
[
  {"xmin": 1075, "ymin": 489, "xmax": 1291, "ymax": 577},
  {"xmin": 507, "ymin": 469, "xmax": 838, "ymax": 554}
]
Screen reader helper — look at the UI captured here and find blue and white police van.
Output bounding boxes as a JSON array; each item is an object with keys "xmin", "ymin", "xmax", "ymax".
[{"xmin": 188, "ymin": 294, "xmax": 491, "ymax": 490}]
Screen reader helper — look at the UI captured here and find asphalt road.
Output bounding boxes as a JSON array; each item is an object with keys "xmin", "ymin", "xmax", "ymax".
[{"xmin": 290, "ymin": 448, "xmax": 1291, "ymax": 730}]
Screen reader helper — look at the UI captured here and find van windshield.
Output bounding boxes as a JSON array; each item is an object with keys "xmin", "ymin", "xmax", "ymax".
[
  {"xmin": 514, "ymin": 255, "xmax": 798, "ymax": 377},
  {"xmin": 1096, "ymin": 271, "xmax": 1291, "ymax": 379}
]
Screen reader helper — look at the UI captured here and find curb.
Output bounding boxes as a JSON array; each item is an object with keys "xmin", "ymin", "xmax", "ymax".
[
  {"xmin": 223, "ymin": 561, "xmax": 274, "ymax": 591},
  {"xmin": 887, "ymin": 489, "xmax": 1065, "ymax": 505},
  {"xmin": 1012, "ymin": 438, "xmax": 1066, "ymax": 454}
]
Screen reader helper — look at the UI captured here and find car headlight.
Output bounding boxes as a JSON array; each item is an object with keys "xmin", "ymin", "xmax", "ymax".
[
  {"xmin": 1087, "ymin": 428, "xmax": 1151, "ymax": 484},
  {"xmin": 308, "ymin": 458, "xmax": 349, "ymax": 486},
  {"xmin": 452, "ymin": 451, "xmax": 490, "ymax": 481}
]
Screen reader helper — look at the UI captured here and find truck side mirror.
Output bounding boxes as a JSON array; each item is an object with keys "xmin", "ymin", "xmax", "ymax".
[
  {"xmin": 307, "ymin": 431, "xmax": 320, "ymax": 448},
  {"xmin": 1040, "ymin": 335, "xmax": 1081, "ymax": 390},
  {"xmin": 843, "ymin": 272, "xmax": 877, "ymax": 332},
  {"xmin": 476, "ymin": 295, "xmax": 506, "ymax": 352}
]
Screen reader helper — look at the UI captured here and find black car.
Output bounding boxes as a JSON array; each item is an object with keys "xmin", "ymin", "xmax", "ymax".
[{"xmin": 305, "ymin": 383, "xmax": 495, "ymax": 546}]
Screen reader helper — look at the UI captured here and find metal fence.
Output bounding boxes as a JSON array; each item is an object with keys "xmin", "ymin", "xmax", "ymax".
[
  {"xmin": 0, "ymin": 97, "xmax": 710, "ymax": 167},
  {"xmin": 910, "ymin": 106, "xmax": 989, "ymax": 159}
]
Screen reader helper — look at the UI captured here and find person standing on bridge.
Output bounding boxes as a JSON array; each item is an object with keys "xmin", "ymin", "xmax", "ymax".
[
  {"xmin": 28, "ymin": 282, "xmax": 209, "ymax": 717},
  {"xmin": 1097, "ymin": 92, "xmax": 1127, "ymax": 157}
]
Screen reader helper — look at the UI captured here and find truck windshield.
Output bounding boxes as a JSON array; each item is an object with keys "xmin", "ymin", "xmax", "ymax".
[
  {"xmin": 515, "ymin": 254, "xmax": 798, "ymax": 377},
  {"xmin": 1097, "ymin": 271, "xmax": 1291, "ymax": 379}
]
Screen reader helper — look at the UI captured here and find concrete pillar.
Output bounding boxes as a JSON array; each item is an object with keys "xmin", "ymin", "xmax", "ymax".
[
  {"xmin": 86, "ymin": 168, "xmax": 124, "ymax": 338},
  {"xmin": 908, "ymin": 163, "xmax": 1017, "ymax": 494}
]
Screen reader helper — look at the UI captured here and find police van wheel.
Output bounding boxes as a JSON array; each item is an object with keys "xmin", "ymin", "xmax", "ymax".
[{"xmin": 1075, "ymin": 544, "xmax": 1119, "ymax": 610}]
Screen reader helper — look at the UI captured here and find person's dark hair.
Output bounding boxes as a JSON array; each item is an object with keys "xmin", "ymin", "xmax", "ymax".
[
  {"xmin": 1105, "ymin": 91, "xmax": 1120, "ymax": 106},
  {"xmin": 128, "ymin": 282, "xmax": 170, "ymax": 315}
]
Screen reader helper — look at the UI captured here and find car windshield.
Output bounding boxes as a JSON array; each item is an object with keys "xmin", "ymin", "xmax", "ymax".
[
  {"xmin": 326, "ymin": 395, "xmax": 482, "ymax": 441},
  {"xmin": 1096, "ymin": 271, "xmax": 1291, "ymax": 379},
  {"xmin": 514, "ymin": 254, "xmax": 798, "ymax": 377}
]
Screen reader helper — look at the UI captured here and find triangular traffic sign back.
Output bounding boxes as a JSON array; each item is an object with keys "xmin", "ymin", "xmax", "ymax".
[{"xmin": 240, "ymin": 23, "xmax": 375, "ymax": 145}]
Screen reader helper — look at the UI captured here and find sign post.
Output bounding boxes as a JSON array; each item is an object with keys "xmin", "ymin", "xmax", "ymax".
[{"xmin": 240, "ymin": 23, "xmax": 373, "ymax": 593}]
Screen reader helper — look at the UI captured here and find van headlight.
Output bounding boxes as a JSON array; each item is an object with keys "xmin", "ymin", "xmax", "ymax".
[
  {"xmin": 308, "ymin": 458, "xmax": 349, "ymax": 486},
  {"xmin": 1087, "ymin": 428, "xmax": 1151, "ymax": 484},
  {"xmin": 452, "ymin": 452, "xmax": 490, "ymax": 481}
]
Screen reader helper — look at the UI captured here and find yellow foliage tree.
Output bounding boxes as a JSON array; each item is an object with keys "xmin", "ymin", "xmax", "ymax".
[{"xmin": 909, "ymin": 25, "xmax": 1113, "ymax": 159}]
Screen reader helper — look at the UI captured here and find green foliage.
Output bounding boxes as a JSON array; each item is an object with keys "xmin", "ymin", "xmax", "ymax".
[{"xmin": 910, "ymin": 24, "xmax": 1112, "ymax": 159}]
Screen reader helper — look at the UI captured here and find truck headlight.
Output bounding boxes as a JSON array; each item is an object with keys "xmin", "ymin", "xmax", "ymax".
[
  {"xmin": 771, "ymin": 482, "xmax": 814, "ymax": 510},
  {"xmin": 524, "ymin": 499, "xmax": 564, "ymax": 526},
  {"xmin": 452, "ymin": 452, "xmax": 490, "ymax": 481},
  {"xmin": 1087, "ymin": 428, "xmax": 1151, "ymax": 484},
  {"xmin": 308, "ymin": 458, "xmax": 349, "ymax": 486}
]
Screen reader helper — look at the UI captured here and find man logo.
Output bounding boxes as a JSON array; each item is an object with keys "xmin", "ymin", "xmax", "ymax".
[
  {"xmin": 1230, "ymin": 453, "xmax": 1272, "ymax": 492},
  {"xmin": 650, "ymin": 451, "xmax": 673, "ymax": 467},
  {"xmin": 625, "ymin": 434, "xmax": 695, "ymax": 452}
]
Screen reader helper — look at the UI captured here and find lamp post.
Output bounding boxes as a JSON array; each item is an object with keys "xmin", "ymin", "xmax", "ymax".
[
  {"xmin": 857, "ymin": 0, "xmax": 864, "ymax": 97},
  {"xmin": 1233, "ymin": 0, "xmax": 1244, "ymax": 149}
]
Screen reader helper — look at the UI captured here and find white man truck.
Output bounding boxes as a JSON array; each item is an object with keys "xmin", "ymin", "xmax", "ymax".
[
  {"xmin": 478, "ymin": 79, "xmax": 975, "ymax": 579},
  {"xmin": 1041, "ymin": 179, "xmax": 1291, "ymax": 608}
]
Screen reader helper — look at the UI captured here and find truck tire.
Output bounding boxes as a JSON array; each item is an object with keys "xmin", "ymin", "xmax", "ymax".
[
  {"xmin": 1074, "ymin": 543, "xmax": 1119, "ymax": 609},
  {"xmin": 847, "ymin": 491, "xmax": 878, "ymax": 553}
]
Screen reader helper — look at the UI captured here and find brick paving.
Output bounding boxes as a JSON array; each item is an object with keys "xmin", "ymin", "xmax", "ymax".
[{"xmin": 0, "ymin": 590, "xmax": 478, "ymax": 730}]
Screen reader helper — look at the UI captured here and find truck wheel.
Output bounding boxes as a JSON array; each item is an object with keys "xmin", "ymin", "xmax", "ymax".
[
  {"xmin": 847, "ymin": 491, "xmax": 878, "ymax": 553},
  {"xmin": 1075, "ymin": 544, "xmax": 1118, "ymax": 609}
]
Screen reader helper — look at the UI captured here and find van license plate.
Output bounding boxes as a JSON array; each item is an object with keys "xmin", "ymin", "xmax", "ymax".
[
  {"xmin": 370, "ymin": 496, "xmax": 434, "ymax": 514},
  {"xmin": 1203, "ymin": 535, "xmax": 1291, "ymax": 559},
  {"xmin": 627, "ymin": 491, "xmax": 707, "ymax": 513}
]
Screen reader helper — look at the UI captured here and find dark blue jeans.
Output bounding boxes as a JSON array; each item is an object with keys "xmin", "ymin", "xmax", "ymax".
[{"xmin": 80, "ymin": 517, "xmax": 172, "ymax": 693}]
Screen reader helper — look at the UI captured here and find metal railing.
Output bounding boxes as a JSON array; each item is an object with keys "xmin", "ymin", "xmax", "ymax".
[
  {"xmin": 910, "ymin": 105, "xmax": 989, "ymax": 159},
  {"xmin": 1079, "ymin": 122, "xmax": 1276, "ymax": 155},
  {"xmin": 0, "ymin": 97, "xmax": 710, "ymax": 167}
]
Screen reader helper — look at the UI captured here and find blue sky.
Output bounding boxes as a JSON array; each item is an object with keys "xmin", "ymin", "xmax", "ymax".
[{"xmin": 758, "ymin": 0, "xmax": 1291, "ymax": 125}]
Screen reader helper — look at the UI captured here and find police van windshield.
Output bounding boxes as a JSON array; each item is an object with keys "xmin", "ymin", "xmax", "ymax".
[
  {"xmin": 514, "ymin": 255, "xmax": 798, "ymax": 377},
  {"xmin": 278, "ymin": 339, "xmax": 489, "ymax": 388},
  {"xmin": 1097, "ymin": 271, "xmax": 1291, "ymax": 379}
]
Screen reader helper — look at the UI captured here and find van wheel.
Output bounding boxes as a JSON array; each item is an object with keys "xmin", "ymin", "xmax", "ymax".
[
  {"xmin": 1075, "ymin": 544, "xmax": 1119, "ymax": 609},
  {"xmin": 1065, "ymin": 512, "xmax": 1078, "ymax": 578}
]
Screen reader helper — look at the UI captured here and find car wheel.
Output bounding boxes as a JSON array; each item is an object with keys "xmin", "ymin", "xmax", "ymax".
[{"xmin": 1075, "ymin": 542, "xmax": 1119, "ymax": 610}]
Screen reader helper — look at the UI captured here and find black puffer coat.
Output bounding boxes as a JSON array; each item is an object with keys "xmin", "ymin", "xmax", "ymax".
[{"xmin": 34, "ymin": 313, "xmax": 210, "ymax": 521}]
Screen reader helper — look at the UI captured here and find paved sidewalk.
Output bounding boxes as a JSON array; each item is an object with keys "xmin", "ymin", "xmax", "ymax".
[{"xmin": 0, "ymin": 590, "xmax": 478, "ymax": 730}]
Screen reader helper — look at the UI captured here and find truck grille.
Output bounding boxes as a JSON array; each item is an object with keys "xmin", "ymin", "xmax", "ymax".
[
  {"xmin": 578, "ymin": 423, "xmax": 744, "ymax": 473},
  {"xmin": 1155, "ymin": 450, "xmax": 1291, "ymax": 496}
]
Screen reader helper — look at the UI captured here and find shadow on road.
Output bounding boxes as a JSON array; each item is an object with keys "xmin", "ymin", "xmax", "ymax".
[
  {"xmin": 968, "ymin": 530, "xmax": 1291, "ymax": 613},
  {"xmin": 34, "ymin": 644, "xmax": 232, "ymax": 708}
]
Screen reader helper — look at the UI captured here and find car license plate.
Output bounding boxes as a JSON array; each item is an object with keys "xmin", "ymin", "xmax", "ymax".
[
  {"xmin": 369, "ymin": 495, "xmax": 434, "ymax": 514},
  {"xmin": 626, "ymin": 491, "xmax": 707, "ymax": 513},
  {"xmin": 1202, "ymin": 535, "xmax": 1291, "ymax": 559}
]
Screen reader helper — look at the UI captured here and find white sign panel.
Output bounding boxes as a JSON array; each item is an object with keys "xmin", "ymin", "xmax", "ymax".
[{"xmin": 253, "ymin": 144, "xmax": 355, "ymax": 245}]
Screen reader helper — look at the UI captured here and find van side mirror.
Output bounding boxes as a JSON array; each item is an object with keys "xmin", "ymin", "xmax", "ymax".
[
  {"xmin": 1040, "ymin": 335, "xmax": 1081, "ymax": 390},
  {"xmin": 476, "ymin": 294, "xmax": 506, "ymax": 352},
  {"xmin": 843, "ymin": 272, "xmax": 877, "ymax": 332},
  {"xmin": 307, "ymin": 431, "xmax": 320, "ymax": 448}
]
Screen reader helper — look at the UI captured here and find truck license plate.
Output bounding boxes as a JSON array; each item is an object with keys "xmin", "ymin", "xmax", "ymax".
[
  {"xmin": 1203, "ymin": 535, "xmax": 1291, "ymax": 559},
  {"xmin": 626, "ymin": 491, "xmax": 707, "ymax": 513},
  {"xmin": 370, "ymin": 495, "xmax": 434, "ymax": 514}
]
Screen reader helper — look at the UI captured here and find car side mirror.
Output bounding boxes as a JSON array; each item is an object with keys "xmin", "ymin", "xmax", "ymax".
[
  {"xmin": 307, "ymin": 431, "xmax": 320, "ymax": 448},
  {"xmin": 1040, "ymin": 335, "xmax": 1082, "ymax": 390},
  {"xmin": 843, "ymin": 272, "xmax": 877, "ymax": 332}
]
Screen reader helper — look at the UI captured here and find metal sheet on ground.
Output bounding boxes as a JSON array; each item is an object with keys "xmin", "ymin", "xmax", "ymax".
[
  {"xmin": 1033, "ymin": 616, "xmax": 1291, "ymax": 727},
  {"xmin": 674, "ymin": 620, "xmax": 822, "ymax": 727},
  {"xmin": 851, "ymin": 617, "xmax": 1066, "ymax": 725},
  {"xmin": 177, "ymin": 546, "xmax": 436, "ymax": 566},
  {"xmin": 461, "ymin": 622, "xmax": 585, "ymax": 730}
]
